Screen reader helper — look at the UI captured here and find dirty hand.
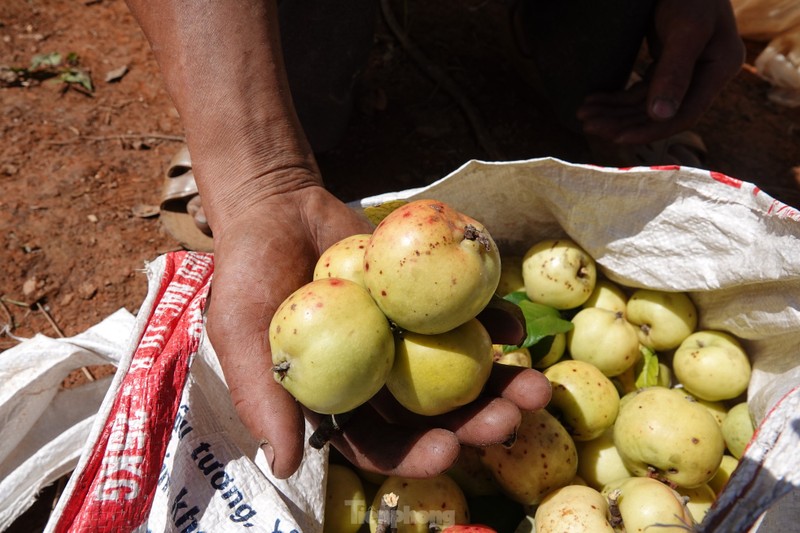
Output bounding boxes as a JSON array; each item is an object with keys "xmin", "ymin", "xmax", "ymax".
[
  {"xmin": 203, "ymin": 180, "xmax": 551, "ymax": 479},
  {"xmin": 578, "ymin": 0, "xmax": 745, "ymax": 144}
]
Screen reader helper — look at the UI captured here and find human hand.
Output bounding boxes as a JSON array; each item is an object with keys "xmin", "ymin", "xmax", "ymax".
[
  {"xmin": 204, "ymin": 182, "xmax": 551, "ymax": 479},
  {"xmin": 578, "ymin": 0, "xmax": 745, "ymax": 144}
]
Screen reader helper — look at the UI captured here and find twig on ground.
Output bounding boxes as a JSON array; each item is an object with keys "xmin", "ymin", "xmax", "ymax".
[
  {"xmin": 46, "ymin": 133, "xmax": 186, "ymax": 145},
  {"xmin": 36, "ymin": 302, "xmax": 65, "ymax": 338},
  {"xmin": 0, "ymin": 298, "xmax": 15, "ymax": 330},
  {"xmin": 379, "ymin": 0, "xmax": 503, "ymax": 160}
]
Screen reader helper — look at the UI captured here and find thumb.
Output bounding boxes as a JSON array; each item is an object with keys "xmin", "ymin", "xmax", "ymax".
[{"xmin": 647, "ymin": 31, "xmax": 702, "ymax": 121}]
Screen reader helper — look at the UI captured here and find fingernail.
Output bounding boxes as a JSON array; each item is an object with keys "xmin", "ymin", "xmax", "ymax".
[
  {"xmin": 261, "ymin": 442, "xmax": 275, "ymax": 471},
  {"xmin": 651, "ymin": 98, "xmax": 678, "ymax": 120}
]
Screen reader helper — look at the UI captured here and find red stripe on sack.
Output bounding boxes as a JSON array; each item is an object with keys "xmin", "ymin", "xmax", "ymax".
[
  {"xmin": 710, "ymin": 171, "xmax": 743, "ymax": 188},
  {"xmin": 55, "ymin": 251, "xmax": 214, "ymax": 533}
]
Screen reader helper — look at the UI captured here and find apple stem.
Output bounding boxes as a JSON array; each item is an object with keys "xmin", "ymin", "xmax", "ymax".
[
  {"xmin": 272, "ymin": 361, "xmax": 290, "ymax": 381},
  {"xmin": 308, "ymin": 410, "xmax": 356, "ymax": 449},
  {"xmin": 607, "ymin": 488, "xmax": 623, "ymax": 528},
  {"xmin": 463, "ymin": 224, "xmax": 492, "ymax": 251},
  {"xmin": 376, "ymin": 492, "xmax": 399, "ymax": 533}
]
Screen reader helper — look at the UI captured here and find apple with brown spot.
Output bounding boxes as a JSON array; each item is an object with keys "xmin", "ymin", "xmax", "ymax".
[{"xmin": 363, "ymin": 199, "xmax": 501, "ymax": 335}]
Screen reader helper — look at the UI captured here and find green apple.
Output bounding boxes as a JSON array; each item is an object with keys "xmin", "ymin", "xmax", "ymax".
[
  {"xmin": 496, "ymin": 255, "xmax": 525, "ymax": 296},
  {"xmin": 602, "ymin": 476, "xmax": 694, "ymax": 532},
  {"xmin": 581, "ymin": 279, "xmax": 628, "ymax": 315},
  {"xmin": 446, "ymin": 445, "xmax": 500, "ymax": 497},
  {"xmin": 363, "ymin": 199, "xmax": 501, "ymax": 335},
  {"xmin": 676, "ymin": 483, "xmax": 716, "ymax": 524},
  {"xmin": 530, "ymin": 332, "xmax": 566, "ymax": 370},
  {"xmin": 521, "ymin": 239, "xmax": 597, "ymax": 310},
  {"xmin": 534, "ymin": 485, "xmax": 614, "ymax": 533},
  {"xmin": 270, "ymin": 278, "xmax": 395, "ymax": 414},
  {"xmin": 313, "ymin": 233, "xmax": 372, "ymax": 287},
  {"xmin": 544, "ymin": 360, "xmax": 620, "ymax": 441},
  {"xmin": 492, "ymin": 344, "xmax": 532, "ymax": 368},
  {"xmin": 613, "ymin": 387, "xmax": 725, "ymax": 488},
  {"xmin": 324, "ymin": 463, "xmax": 367, "ymax": 533},
  {"xmin": 368, "ymin": 474, "xmax": 469, "ymax": 533},
  {"xmin": 721, "ymin": 402, "xmax": 755, "ymax": 459},
  {"xmin": 625, "ymin": 289, "xmax": 698, "ymax": 351},
  {"xmin": 673, "ymin": 330, "xmax": 752, "ymax": 402},
  {"xmin": 387, "ymin": 319, "xmax": 493, "ymax": 416},
  {"xmin": 708, "ymin": 455, "xmax": 739, "ymax": 495},
  {"xmin": 575, "ymin": 428, "xmax": 632, "ymax": 491},
  {"xmin": 566, "ymin": 307, "xmax": 641, "ymax": 377},
  {"xmin": 480, "ymin": 409, "xmax": 577, "ymax": 506}
]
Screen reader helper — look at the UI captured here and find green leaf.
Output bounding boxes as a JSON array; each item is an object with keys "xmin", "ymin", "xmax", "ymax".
[
  {"xmin": 634, "ymin": 345, "xmax": 660, "ymax": 389},
  {"xmin": 502, "ymin": 290, "xmax": 530, "ymax": 306},
  {"xmin": 31, "ymin": 52, "xmax": 62, "ymax": 69},
  {"xmin": 60, "ymin": 69, "xmax": 93, "ymax": 92},
  {"xmin": 516, "ymin": 299, "xmax": 573, "ymax": 349}
]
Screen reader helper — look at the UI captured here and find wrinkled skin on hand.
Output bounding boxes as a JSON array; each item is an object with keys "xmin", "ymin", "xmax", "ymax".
[
  {"xmin": 578, "ymin": 0, "xmax": 745, "ymax": 144},
  {"xmin": 204, "ymin": 183, "xmax": 552, "ymax": 479}
]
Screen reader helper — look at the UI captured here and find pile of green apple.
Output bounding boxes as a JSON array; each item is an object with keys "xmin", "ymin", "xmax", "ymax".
[
  {"xmin": 272, "ymin": 200, "xmax": 758, "ymax": 532},
  {"xmin": 482, "ymin": 238, "xmax": 756, "ymax": 532}
]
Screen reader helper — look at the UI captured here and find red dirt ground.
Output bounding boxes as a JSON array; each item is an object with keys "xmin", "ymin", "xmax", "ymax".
[{"xmin": 2, "ymin": 0, "xmax": 799, "ymax": 530}]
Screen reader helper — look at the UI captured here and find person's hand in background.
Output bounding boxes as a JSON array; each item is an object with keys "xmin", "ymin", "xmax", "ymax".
[{"xmin": 578, "ymin": 0, "xmax": 745, "ymax": 144}]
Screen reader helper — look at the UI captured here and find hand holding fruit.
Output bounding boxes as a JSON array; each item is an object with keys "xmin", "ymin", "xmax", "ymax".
[{"xmin": 239, "ymin": 195, "xmax": 550, "ymax": 479}]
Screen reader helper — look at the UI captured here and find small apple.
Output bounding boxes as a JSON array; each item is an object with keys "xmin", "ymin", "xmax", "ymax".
[
  {"xmin": 613, "ymin": 387, "xmax": 725, "ymax": 488},
  {"xmin": 575, "ymin": 428, "xmax": 632, "ymax": 491},
  {"xmin": 676, "ymin": 483, "xmax": 716, "ymax": 524},
  {"xmin": 270, "ymin": 278, "xmax": 395, "ymax": 414},
  {"xmin": 363, "ymin": 199, "xmax": 501, "ymax": 335},
  {"xmin": 566, "ymin": 307, "xmax": 641, "ymax": 377},
  {"xmin": 521, "ymin": 239, "xmax": 597, "ymax": 310},
  {"xmin": 721, "ymin": 402, "xmax": 755, "ymax": 459},
  {"xmin": 544, "ymin": 360, "xmax": 620, "ymax": 441},
  {"xmin": 368, "ymin": 474, "xmax": 469, "ymax": 533},
  {"xmin": 496, "ymin": 255, "xmax": 525, "ymax": 296},
  {"xmin": 581, "ymin": 279, "xmax": 628, "ymax": 315},
  {"xmin": 673, "ymin": 330, "xmax": 751, "ymax": 402},
  {"xmin": 324, "ymin": 463, "xmax": 367, "ymax": 533},
  {"xmin": 530, "ymin": 332, "xmax": 566, "ymax": 370},
  {"xmin": 602, "ymin": 476, "xmax": 694, "ymax": 531},
  {"xmin": 625, "ymin": 289, "xmax": 698, "ymax": 351},
  {"xmin": 479, "ymin": 409, "xmax": 577, "ymax": 506},
  {"xmin": 708, "ymin": 455, "xmax": 739, "ymax": 495},
  {"xmin": 387, "ymin": 319, "xmax": 493, "ymax": 416},
  {"xmin": 313, "ymin": 233, "xmax": 372, "ymax": 287},
  {"xmin": 491, "ymin": 344, "xmax": 532, "ymax": 368},
  {"xmin": 534, "ymin": 485, "xmax": 614, "ymax": 533}
]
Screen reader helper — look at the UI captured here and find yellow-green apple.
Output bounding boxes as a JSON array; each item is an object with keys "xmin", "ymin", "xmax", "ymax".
[
  {"xmin": 582, "ymin": 279, "xmax": 628, "ymax": 315},
  {"xmin": 314, "ymin": 233, "xmax": 372, "ymax": 287},
  {"xmin": 270, "ymin": 278, "xmax": 395, "ymax": 414},
  {"xmin": 363, "ymin": 199, "xmax": 501, "ymax": 335},
  {"xmin": 324, "ymin": 463, "xmax": 367, "ymax": 533},
  {"xmin": 544, "ymin": 360, "xmax": 620, "ymax": 441},
  {"xmin": 721, "ymin": 402, "xmax": 755, "ymax": 459},
  {"xmin": 566, "ymin": 307, "xmax": 641, "ymax": 377},
  {"xmin": 387, "ymin": 318, "xmax": 493, "ymax": 416},
  {"xmin": 480, "ymin": 409, "xmax": 577, "ymax": 506},
  {"xmin": 368, "ymin": 474, "xmax": 469, "ymax": 533},
  {"xmin": 625, "ymin": 289, "xmax": 698, "ymax": 351},
  {"xmin": 613, "ymin": 387, "xmax": 725, "ymax": 488},
  {"xmin": 673, "ymin": 330, "xmax": 751, "ymax": 401},
  {"xmin": 602, "ymin": 476, "xmax": 694, "ymax": 532},
  {"xmin": 534, "ymin": 485, "xmax": 614, "ymax": 533},
  {"xmin": 521, "ymin": 239, "xmax": 597, "ymax": 310}
]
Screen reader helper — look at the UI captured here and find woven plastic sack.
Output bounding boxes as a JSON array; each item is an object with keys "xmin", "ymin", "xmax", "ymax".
[{"xmin": 3, "ymin": 158, "xmax": 794, "ymax": 532}]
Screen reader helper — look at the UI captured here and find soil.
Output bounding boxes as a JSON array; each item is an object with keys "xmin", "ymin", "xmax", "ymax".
[{"xmin": 1, "ymin": 0, "xmax": 799, "ymax": 530}]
